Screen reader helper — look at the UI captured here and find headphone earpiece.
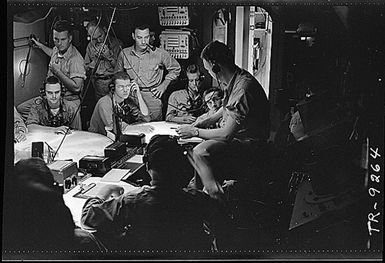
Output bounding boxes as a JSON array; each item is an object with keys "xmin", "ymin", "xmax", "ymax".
[{"xmin": 109, "ymin": 82, "xmax": 115, "ymax": 92}]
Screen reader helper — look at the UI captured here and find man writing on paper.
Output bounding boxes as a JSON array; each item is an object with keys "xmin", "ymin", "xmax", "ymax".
[
  {"xmin": 176, "ymin": 41, "xmax": 270, "ymax": 200},
  {"xmin": 88, "ymin": 71, "xmax": 153, "ymax": 136},
  {"xmin": 26, "ymin": 76, "xmax": 81, "ymax": 135}
]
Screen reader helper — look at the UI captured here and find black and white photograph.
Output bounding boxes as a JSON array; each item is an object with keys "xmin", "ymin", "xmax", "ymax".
[{"xmin": 4, "ymin": 0, "xmax": 384, "ymax": 260}]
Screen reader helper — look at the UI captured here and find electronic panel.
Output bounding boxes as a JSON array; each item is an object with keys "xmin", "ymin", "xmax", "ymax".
[
  {"xmin": 160, "ymin": 30, "xmax": 190, "ymax": 59},
  {"xmin": 158, "ymin": 6, "xmax": 190, "ymax": 26}
]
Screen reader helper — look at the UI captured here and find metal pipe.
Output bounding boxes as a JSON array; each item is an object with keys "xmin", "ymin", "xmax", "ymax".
[
  {"xmin": 13, "ymin": 44, "xmax": 30, "ymax": 49},
  {"xmin": 13, "ymin": 36, "xmax": 30, "ymax": 42}
]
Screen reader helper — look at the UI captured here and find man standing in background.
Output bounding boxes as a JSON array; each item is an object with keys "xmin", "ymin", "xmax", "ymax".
[
  {"xmin": 85, "ymin": 20, "xmax": 122, "ymax": 102},
  {"xmin": 18, "ymin": 20, "xmax": 86, "ymax": 120},
  {"xmin": 115, "ymin": 24, "xmax": 181, "ymax": 121}
]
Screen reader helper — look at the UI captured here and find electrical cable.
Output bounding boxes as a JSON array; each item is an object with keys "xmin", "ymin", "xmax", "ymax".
[
  {"xmin": 19, "ymin": 7, "xmax": 54, "ymax": 25},
  {"xmin": 51, "ymin": 7, "xmax": 117, "ymax": 161}
]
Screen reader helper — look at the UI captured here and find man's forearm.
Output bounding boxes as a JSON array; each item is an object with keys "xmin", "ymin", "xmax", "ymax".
[
  {"xmin": 56, "ymin": 72, "xmax": 81, "ymax": 94},
  {"xmin": 39, "ymin": 43, "xmax": 53, "ymax": 57},
  {"xmin": 162, "ymin": 79, "xmax": 171, "ymax": 89},
  {"xmin": 27, "ymin": 124, "xmax": 54, "ymax": 133},
  {"xmin": 137, "ymin": 92, "xmax": 149, "ymax": 116}
]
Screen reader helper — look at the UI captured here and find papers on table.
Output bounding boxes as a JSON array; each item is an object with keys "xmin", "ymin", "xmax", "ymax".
[
  {"xmin": 123, "ymin": 121, "xmax": 203, "ymax": 144},
  {"xmin": 100, "ymin": 168, "xmax": 131, "ymax": 183}
]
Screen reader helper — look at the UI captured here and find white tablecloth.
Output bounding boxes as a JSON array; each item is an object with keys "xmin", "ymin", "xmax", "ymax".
[{"xmin": 14, "ymin": 130, "xmax": 114, "ymax": 165}]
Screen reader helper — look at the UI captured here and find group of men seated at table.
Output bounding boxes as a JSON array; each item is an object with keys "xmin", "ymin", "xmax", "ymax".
[{"xmin": 10, "ymin": 18, "xmax": 300, "ymax": 255}]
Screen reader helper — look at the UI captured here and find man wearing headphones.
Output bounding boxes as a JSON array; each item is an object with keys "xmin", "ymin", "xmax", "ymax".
[
  {"xmin": 193, "ymin": 87, "xmax": 224, "ymax": 128},
  {"xmin": 18, "ymin": 20, "xmax": 86, "ymax": 120},
  {"xmin": 115, "ymin": 24, "xmax": 181, "ymax": 121},
  {"xmin": 176, "ymin": 41, "xmax": 270, "ymax": 200},
  {"xmin": 165, "ymin": 64, "xmax": 205, "ymax": 124},
  {"xmin": 81, "ymin": 135, "xmax": 220, "ymax": 250},
  {"xmin": 26, "ymin": 76, "xmax": 81, "ymax": 134},
  {"xmin": 85, "ymin": 20, "xmax": 122, "ymax": 101},
  {"xmin": 88, "ymin": 71, "xmax": 153, "ymax": 136}
]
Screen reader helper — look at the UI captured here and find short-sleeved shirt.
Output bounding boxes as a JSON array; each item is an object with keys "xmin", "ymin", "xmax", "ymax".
[
  {"xmin": 25, "ymin": 97, "xmax": 81, "ymax": 130},
  {"xmin": 88, "ymin": 93, "xmax": 147, "ymax": 136},
  {"xmin": 194, "ymin": 108, "xmax": 222, "ymax": 128},
  {"xmin": 166, "ymin": 89, "xmax": 203, "ymax": 121},
  {"xmin": 115, "ymin": 46, "xmax": 181, "ymax": 88},
  {"xmin": 220, "ymin": 67, "xmax": 270, "ymax": 142},
  {"xmin": 85, "ymin": 37, "xmax": 122, "ymax": 77},
  {"xmin": 47, "ymin": 45, "xmax": 86, "ymax": 101}
]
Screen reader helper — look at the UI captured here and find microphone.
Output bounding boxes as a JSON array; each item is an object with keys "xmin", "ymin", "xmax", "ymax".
[
  {"xmin": 146, "ymin": 43, "xmax": 156, "ymax": 51},
  {"xmin": 113, "ymin": 109, "xmax": 122, "ymax": 142}
]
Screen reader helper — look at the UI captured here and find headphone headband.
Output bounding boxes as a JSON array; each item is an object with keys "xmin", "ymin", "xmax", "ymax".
[{"xmin": 40, "ymin": 78, "xmax": 66, "ymax": 97}]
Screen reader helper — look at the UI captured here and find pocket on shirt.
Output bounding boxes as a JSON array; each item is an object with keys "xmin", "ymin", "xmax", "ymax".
[{"xmin": 145, "ymin": 60, "xmax": 161, "ymax": 81}]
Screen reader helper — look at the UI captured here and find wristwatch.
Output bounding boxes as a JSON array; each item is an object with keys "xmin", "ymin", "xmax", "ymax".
[{"xmin": 194, "ymin": 128, "xmax": 199, "ymax": 137}]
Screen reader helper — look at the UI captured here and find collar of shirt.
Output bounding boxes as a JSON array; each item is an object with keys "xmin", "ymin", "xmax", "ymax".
[
  {"xmin": 53, "ymin": 44, "xmax": 74, "ymax": 61},
  {"xmin": 129, "ymin": 45, "xmax": 151, "ymax": 57}
]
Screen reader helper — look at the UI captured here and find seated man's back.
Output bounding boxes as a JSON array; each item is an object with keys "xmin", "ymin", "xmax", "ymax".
[
  {"xmin": 117, "ymin": 187, "xmax": 211, "ymax": 250},
  {"xmin": 81, "ymin": 135, "xmax": 217, "ymax": 251}
]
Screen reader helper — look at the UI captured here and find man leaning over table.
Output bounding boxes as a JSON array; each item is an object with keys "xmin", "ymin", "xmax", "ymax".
[
  {"xmin": 176, "ymin": 41, "xmax": 270, "ymax": 201},
  {"xmin": 26, "ymin": 76, "xmax": 81, "ymax": 135}
]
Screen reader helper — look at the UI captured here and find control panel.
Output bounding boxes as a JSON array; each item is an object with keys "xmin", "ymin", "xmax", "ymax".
[
  {"xmin": 158, "ymin": 6, "xmax": 190, "ymax": 26},
  {"xmin": 160, "ymin": 30, "xmax": 191, "ymax": 59}
]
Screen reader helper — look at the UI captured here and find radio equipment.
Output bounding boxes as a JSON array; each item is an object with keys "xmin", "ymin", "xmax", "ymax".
[
  {"xmin": 118, "ymin": 133, "xmax": 146, "ymax": 147},
  {"xmin": 158, "ymin": 6, "xmax": 190, "ymax": 26},
  {"xmin": 79, "ymin": 155, "xmax": 112, "ymax": 176},
  {"xmin": 160, "ymin": 30, "xmax": 191, "ymax": 59},
  {"xmin": 104, "ymin": 141, "xmax": 126, "ymax": 160},
  {"xmin": 47, "ymin": 160, "xmax": 78, "ymax": 193},
  {"xmin": 31, "ymin": 142, "xmax": 44, "ymax": 159}
]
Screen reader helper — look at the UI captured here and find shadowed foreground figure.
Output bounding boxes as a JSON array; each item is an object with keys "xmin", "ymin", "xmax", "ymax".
[
  {"xmin": 3, "ymin": 158, "xmax": 105, "ymax": 259},
  {"xmin": 81, "ymin": 135, "xmax": 229, "ymax": 252}
]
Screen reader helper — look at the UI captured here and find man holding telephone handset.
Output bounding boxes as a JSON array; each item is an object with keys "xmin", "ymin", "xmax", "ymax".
[{"xmin": 88, "ymin": 71, "xmax": 154, "ymax": 136}]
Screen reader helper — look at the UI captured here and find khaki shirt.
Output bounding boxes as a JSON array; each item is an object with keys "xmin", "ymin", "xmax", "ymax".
[
  {"xmin": 115, "ymin": 46, "xmax": 181, "ymax": 88},
  {"xmin": 47, "ymin": 45, "xmax": 86, "ymax": 101},
  {"xmin": 220, "ymin": 67, "xmax": 270, "ymax": 142},
  {"xmin": 166, "ymin": 89, "xmax": 203, "ymax": 121},
  {"xmin": 26, "ymin": 97, "xmax": 81, "ymax": 130},
  {"xmin": 85, "ymin": 36, "xmax": 122, "ymax": 77},
  {"xmin": 88, "ymin": 93, "xmax": 147, "ymax": 136}
]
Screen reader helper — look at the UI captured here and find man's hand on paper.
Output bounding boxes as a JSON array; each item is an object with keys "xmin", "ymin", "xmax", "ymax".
[{"xmin": 95, "ymin": 184, "xmax": 124, "ymax": 200}]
